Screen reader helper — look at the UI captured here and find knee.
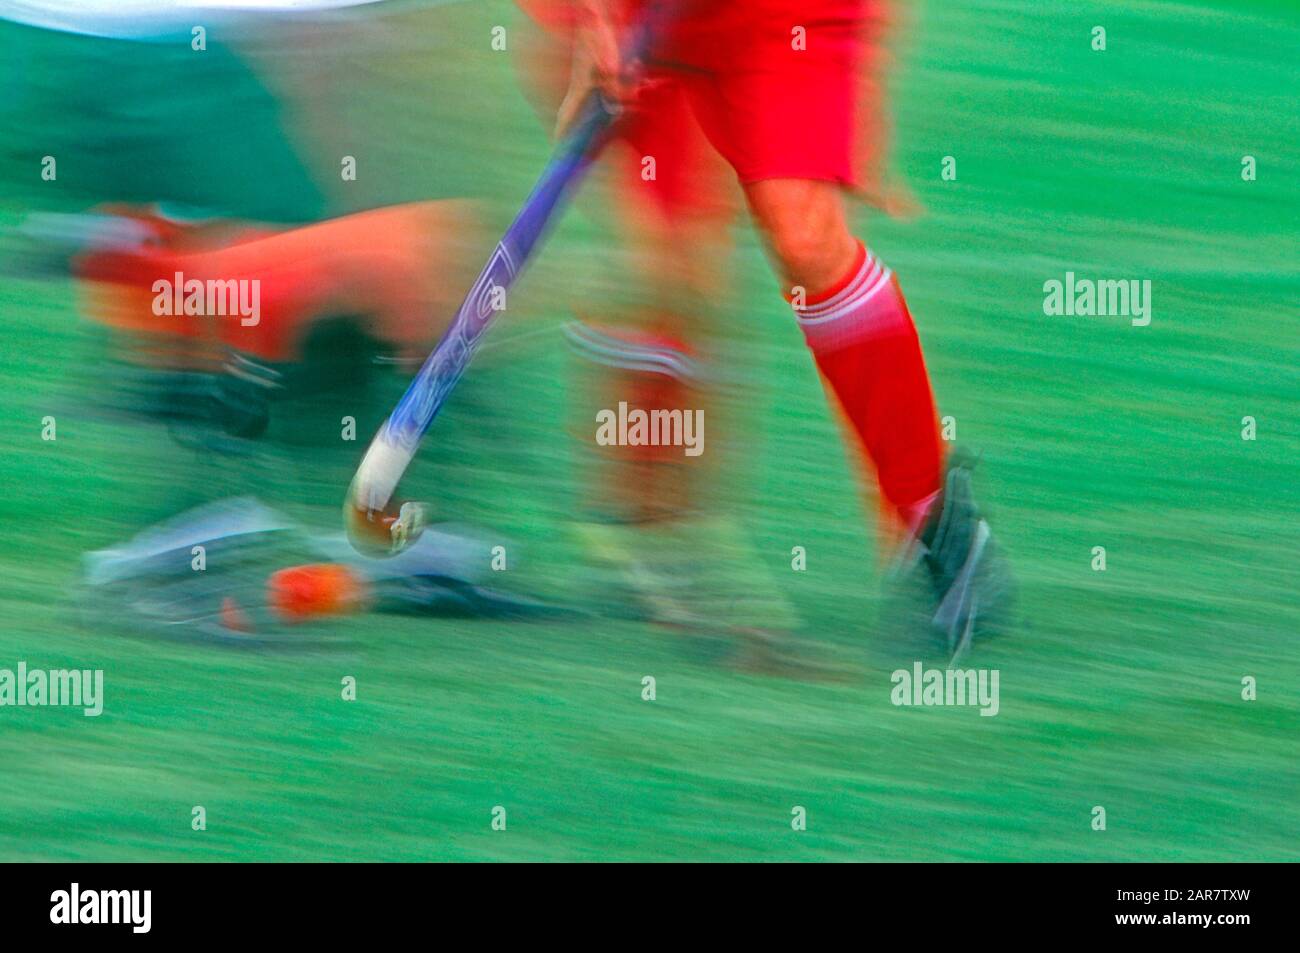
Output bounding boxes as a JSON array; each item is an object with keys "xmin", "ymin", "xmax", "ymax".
[
  {"xmin": 768, "ymin": 219, "xmax": 839, "ymax": 288},
  {"xmin": 746, "ymin": 181, "xmax": 857, "ymax": 292}
]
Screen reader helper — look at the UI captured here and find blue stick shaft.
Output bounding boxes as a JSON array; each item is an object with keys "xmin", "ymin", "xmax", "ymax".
[
  {"xmin": 383, "ymin": 94, "xmax": 614, "ymax": 457},
  {"xmin": 349, "ymin": 7, "xmax": 671, "ymax": 527}
]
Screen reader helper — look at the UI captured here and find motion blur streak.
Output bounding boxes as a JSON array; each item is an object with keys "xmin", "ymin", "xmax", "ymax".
[{"xmin": 0, "ymin": 0, "xmax": 1295, "ymax": 862}]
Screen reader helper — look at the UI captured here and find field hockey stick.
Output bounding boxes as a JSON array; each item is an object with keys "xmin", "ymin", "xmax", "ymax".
[{"xmin": 345, "ymin": 5, "xmax": 670, "ymax": 554}]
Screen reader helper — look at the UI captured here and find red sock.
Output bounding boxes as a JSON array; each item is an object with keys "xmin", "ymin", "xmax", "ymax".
[
  {"xmin": 793, "ymin": 243, "xmax": 944, "ymax": 532},
  {"xmin": 564, "ymin": 318, "xmax": 702, "ymax": 522}
]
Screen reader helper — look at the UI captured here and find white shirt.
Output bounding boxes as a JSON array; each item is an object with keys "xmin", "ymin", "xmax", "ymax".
[{"xmin": 0, "ymin": 0, "xmax": 395, "ymax": 38}]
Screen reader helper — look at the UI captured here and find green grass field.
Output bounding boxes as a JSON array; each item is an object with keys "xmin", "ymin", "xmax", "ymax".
[{"xmin": 0, "ymin": 0, "xmax": 1296, "ymax": 861}]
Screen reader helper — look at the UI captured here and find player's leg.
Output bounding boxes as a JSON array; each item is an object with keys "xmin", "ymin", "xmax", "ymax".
[
  {"xmin": 515, "ymin": 13, "xmax": 726, "ymax": 527},
  {"xmin": 568, "ymin": 80, "xmax": 729, "ymax": 528},
  {"xmin": 514, "ymin": 15, "xmax": 809, "ymax": 651},
  {"xmin": 744, "ymin": 177, "xmax": 943, "ymax": 533},
  {"xmin": 669, "ymin": 0, "xmax": 1012, "ymax": 652},
  {"xmin": 745, "ymin": 176, "xmax": 1011, "ymax": 655},
  {"xmin": 559, "ymin": 96, "xmax": 769, "ymax": 633}
]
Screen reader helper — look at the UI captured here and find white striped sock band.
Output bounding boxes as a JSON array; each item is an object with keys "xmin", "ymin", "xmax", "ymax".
[
  {"xmin": 563, "ymin": 321, "xmax": 699, "ymax": 381},
  {"xmin": 794, "ymin": 249, "xmax": 894, "ymax": 325},
  {"xmin": 793, "ymin": 249, "xmax": 910, "ymax": 352}
]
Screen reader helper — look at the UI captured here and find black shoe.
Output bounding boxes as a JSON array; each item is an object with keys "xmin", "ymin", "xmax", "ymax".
[{"xmin": 916, "ymin": 449, "xmax": 1015, "ymax": 660}]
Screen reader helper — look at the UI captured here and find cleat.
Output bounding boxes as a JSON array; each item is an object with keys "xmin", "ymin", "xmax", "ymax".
[{"xmin": 916, "ymin": 450, "xmax": 1015, "ymax": 657}]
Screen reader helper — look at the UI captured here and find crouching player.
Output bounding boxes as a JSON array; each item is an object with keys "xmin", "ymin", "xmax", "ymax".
[
  {"xmin": 44, "ymin": 200, "xmax": 499, "ymax": 633},
  {"xmin": 525, "ymin": 0, "xmax": 1013, "ymax": 655}
]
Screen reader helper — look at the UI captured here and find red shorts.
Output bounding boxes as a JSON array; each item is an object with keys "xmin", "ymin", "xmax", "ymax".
[{"xmin": 521, "ymin": 0, "xmax": 891, "ymax": 203}]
